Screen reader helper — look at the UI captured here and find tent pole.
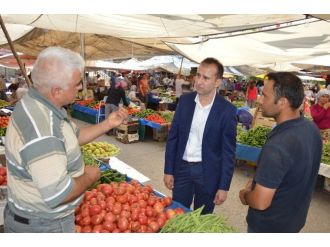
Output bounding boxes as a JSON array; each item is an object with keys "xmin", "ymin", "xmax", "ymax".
[
  {"xmin": 80, "ymin": 33, "xmax": 87, "ymax": 100},
  {"xmin": 178, "ymin": 56, "xmax": 184, "ymax": 76},
  {"xmin": 0, "ymin": 15, "xmax": 32, "ymax": 87}
]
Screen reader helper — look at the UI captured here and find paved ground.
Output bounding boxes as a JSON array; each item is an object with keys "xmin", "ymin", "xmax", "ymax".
[{"xmin": 80, "ymin": 118, "xmax": 330, "ymax": 232}]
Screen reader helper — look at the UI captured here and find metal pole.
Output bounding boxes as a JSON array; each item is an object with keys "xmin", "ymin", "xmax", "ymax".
[
  {"xmin": 178, "ymin": 56, "xmax": 184, "ymax": 76},
  {"xmin": 0, "ymin": 15, "xmax": 32, "ymax": 87},
  {"xmin": 80, "ymin": 33, "xmax": 87, "ymax": 100}
]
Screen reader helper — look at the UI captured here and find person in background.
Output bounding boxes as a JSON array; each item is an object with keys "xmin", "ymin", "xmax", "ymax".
[
  {"xmin": 246, "ymin": 80, "xmax": 258, "ymax": 108},
  {"xmin": 7, "ymin": 83, "xmax": 28, "ymax": 105},
  {"xmin": 4, "ymin": 47, "xmax": 127, "ymax": 233},
  {"xmin": 234, "ymin": 80, "xmax": 242, "ymax": 92},
  {"xmin": 105, "ymin": 78, "xmax": 129, "ymax": 119},
  {"xmin": 310, "ymin": 89, "xmax": 330, "ymax": 141},
  {"xmin": 127, "ymin": 85, "xmax": 142, "ymax": 107},
  {"xmin": 138, "ymin": 73, "xmax": 150, "ymax": 103},
  {"xmin": 0, "ymin": 74, "xmax": 9, "ymax": 101},
  {"xmin": 175, "ymin": 74, "xmax": 190, "ymax": 104},
  {"xmin": 218, "ymin": 77, "xmax": 227, "ymax": 96},
  {"xmin": 164, "ymin": 57, "xmax": 237, "ymax": 214},
  {"xmin": 239, "ymin": 72, "xmax": 322, "ymax": 233}
]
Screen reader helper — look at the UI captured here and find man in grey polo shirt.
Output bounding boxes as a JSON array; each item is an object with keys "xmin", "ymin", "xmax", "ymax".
[{"xmin": 4, "ymin": 47, "xmax": 127, "ymax": 232}]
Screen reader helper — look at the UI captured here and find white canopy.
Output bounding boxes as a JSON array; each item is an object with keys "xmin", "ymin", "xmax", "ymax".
[
  {"xmin": 2, "ymin": 14, "xmax": 330, "ymax": 72},
  {"xmin": 1, "ymin": 14, "xmax": 305, "ymax": 41},
  {"xmin": 167, "ymin": 20, "xmax": 330, "ymax": 66}
]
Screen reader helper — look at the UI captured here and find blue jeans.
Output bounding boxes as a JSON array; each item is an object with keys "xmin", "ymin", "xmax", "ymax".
[
  {"xmin": 4, "ymin": 205, "xmax": 75, "ymax": 233},
  {"xmin": 173, "ymin": 161, "xmax": 215, "ymax": 214}
]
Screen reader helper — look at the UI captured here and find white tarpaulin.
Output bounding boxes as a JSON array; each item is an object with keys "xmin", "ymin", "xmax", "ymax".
[
  {"xmin": 2, "ymin": 15, "xmax": 330, "ymax": 70},
  {"xmin": 167, "ymin": 20, "xmax": 330, "ymax": 66},
  {"xmin": 86, "ymin": 55, "xmax": 197, "ymax": 75},
  {"xmin": 1, "ymin": 14, "xmax": 305, "ymax": 41}
]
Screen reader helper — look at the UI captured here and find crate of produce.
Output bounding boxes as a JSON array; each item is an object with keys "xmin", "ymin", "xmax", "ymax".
[
  {"xmin": 251, "ymin": 106, "xmax": 276, "ymax": 128},
  {"xmin": 75, "ymin": 178, "xmax": 189, "ymax": 233},
  {"xmin": 116, "ymin": 130, "xmax": 139, "ymax": 144},
  {"xmin": 71, "ymin": 110, "xmax": 98, "ymax": 124},
  {"xmin": 158, "ymin": 103, "xmax": 168, "ymax": 111},
  {"xmin": 116, "ymin": 122, "xmax": 139, "ymax": 134},
  {"xmin": 236, "ymin": 143, "xmax": 261, "ymax": 163},
  {"xmin": 153, "ymin": 123, "xmax": 170, "ymax": 142}
]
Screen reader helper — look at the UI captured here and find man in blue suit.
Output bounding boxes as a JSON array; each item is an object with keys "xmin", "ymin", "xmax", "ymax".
[{"xmin": 164, "ymin": 57, "xmax": 237, "ymax": 214}]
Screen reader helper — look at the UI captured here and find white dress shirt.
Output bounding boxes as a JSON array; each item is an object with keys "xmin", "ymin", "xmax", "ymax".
[{"xmin": 182, "ymin": 92, "xmax": 216, "ymax": 162}]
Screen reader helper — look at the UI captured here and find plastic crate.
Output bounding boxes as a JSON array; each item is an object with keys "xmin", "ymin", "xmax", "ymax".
[
  {"xmin": 139, "ymin": 119, "xmax": 161, "ymax": 129},
  {"xmin": 71, "ymin": 110, "xmax": 98, "ymax": 124},
  {"xmin": 236, "ymin": 143, "xmax": 261, "ymax": 163}
]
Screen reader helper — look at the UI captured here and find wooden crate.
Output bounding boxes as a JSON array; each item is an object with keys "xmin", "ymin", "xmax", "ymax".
[
  {"xmin": 152, "ymin": 124, "xmax": 169, "ymax": 142},
  {"xmin": 157, "ymin": 103, "xmax": 168, "ymax": 111},
  {"xmin": 251, "ymin": 106, "xmax": 276, "ymax": 128},
  {"xmin": 116, "ymin": 122, "xmax": 139, "ymax": 134},
  {"xmin": 116, "ymin": 130, "xmax": 139, "ymax": 144}
]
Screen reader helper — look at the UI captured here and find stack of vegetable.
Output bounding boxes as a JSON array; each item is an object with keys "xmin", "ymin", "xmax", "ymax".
[
  {"xmin": 237, "ymin": 126, "xmax": 271, "ymax": 148},
  {"xmin": 159, "ymin": 111, "xmax": 174, "ymax": 123},
  {"xmin": 0, "ymin": 100, "xmax": 11, "ymax": 108},
  {"xmin": 145, "ymin": 114, "xmax": 166, "ymax": 124},
  {"xmin": 76, "ymin": 100, "xmax": 104, "ymax": 110},
  {"xmin": 75, "ymin": 99, "xmax": 93, "ymax": 106},
  {"xmin": 0, "ymin": 166, "xmax": 7, "ymax": 186},
  {"xmin": 75, "ymin": 180, "xmax": 185, "ymax": 233},
  {"xmin": 127, "ymin": 107, "xmax": 141, "ymax": 116},
  {"xmin": 232, "ymin": 101, "xmax": 246, "ymax": 108},
  {"xmin": 99, "ymin": 169, "xmax": 126, "ymax": 184},
  {"xmin": 160, "ymin": 206, "xmax": 236, "ymax": 233},
  {"xmin": 0, "ymin": 116, "xmax": 10, "ymax": 137},
  {"xmin": 81, "ymin": 142, "xmax": 120, "ymax": 158},
  {"xmin": 322, "ymin": 141, "xmax": 330, "ymax": 165},
  {"xmin": 135, "ymin": 109, "xmax": 156, "ymax": 119}
]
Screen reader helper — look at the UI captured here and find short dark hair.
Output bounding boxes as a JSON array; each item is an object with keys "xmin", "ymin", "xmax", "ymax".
[
  {"xmin": 266, "ymin": 72, "xmax": 304, "ymax": 109},
  {"xmin": 200, "ymin": 57, "xmax": 224, "ymax": 79}
]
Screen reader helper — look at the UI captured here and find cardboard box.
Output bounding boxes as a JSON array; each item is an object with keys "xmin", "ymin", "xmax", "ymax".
[{"xmin": 251, "ymin": 106, "xmax": 276, "ymax": 128}]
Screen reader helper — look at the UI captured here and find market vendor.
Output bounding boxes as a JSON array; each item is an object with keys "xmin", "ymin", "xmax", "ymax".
[
  {"xmin": 127, "ymin": 85, "xmax": 142, "ymax": 106},
  {"xmin": 311, "ymin": 89, "xmax": 330, "ymax": 140},
  {"xmin": 4, "ymin": 47, "xmax": 127, "ymax": 233},
  {"xmin": 105, "ymin": 78, "xmax": 130, "ymax": 134}
]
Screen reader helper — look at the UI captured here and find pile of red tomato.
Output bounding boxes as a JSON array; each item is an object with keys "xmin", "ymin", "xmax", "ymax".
[
  {"xmin": 0, "ymin": 166, "xmax": 7, "ymax": 186},
  {"xmin": 75, "ymin": 180, "xmax": 185, "ymax": 233},
  {"xmin": 145, "ymin": 114, "xmax": 167, "ymax": 124}
]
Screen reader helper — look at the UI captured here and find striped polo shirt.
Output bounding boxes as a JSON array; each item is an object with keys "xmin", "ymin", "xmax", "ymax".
[{"xmin": 5, "ymin": 88, "xmax": 84, "ymax": 219}]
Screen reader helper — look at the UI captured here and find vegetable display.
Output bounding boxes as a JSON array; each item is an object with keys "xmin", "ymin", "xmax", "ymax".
[
  {"xmin": 145, "ymin": 114, "xmax": 166, "ymax": 124},
  {"xmin": 0, "ymin": 166, "xmax": 7, "ymax": 186},
  {"xmin": 159, "ymin": 111, "xmax": 174, "ymax": 123},
  {"xmin": 237, "ymin": 126, "xmax": 271, "ymax": 147},
  {"xmin": 0, "ymin": 116, "xmax": 10, "ymax": 128},
  {"xmin": 127, "ymin": 107, "xmax": 140, "ymax": 115},
  {"xmin": 81, "ymin": 142, "xmax": 120, "ymax": 158},
  {"xmin": 160, "ymin": 206, "xmax": 236, "ymax": 233},
  {"xmin": 0, "ymin": 128, "xmax": 6, "ymax": 137},
  {"xmin": 75, "ymin": 180, "xmax": 185, "ymax": 233},
  {"xmin": 322, "ymin": 141, "xmax": 330, "ymax": 165},
  {"xmin": 76, "ymin": 100, "xmax": 104, "ymax": 110},
  {"xmin": 232, "ymin": 101, "xmax": 246, "ymax": 108},
  {"xmin": 99, "ymin": 169, "xmax": 127, "ymax": 184},
  {"xmin": 0, "ymin": 100, "xmax": 11, "ymax": 108},
  {"xmin": 135, "ymin": 109, "xmax": 156, "ymax": 119}
]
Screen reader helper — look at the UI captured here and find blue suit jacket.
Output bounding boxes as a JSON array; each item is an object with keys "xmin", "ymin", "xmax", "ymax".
[{"xmin": 164, "ymin": 92, "xmax": 237, "ymax": 195}]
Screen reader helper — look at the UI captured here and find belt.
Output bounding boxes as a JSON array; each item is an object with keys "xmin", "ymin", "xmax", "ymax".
[
  {"xmin": 8, "ymin": 207, "xmax": 30, "ymax": 224},
  {"xmin": 14, "ymin": 214, "xmax": 30, "ymax": 224},
  {"xmin": 182, "ymin": 160, "xmax": 202, "ymax": 165}
]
